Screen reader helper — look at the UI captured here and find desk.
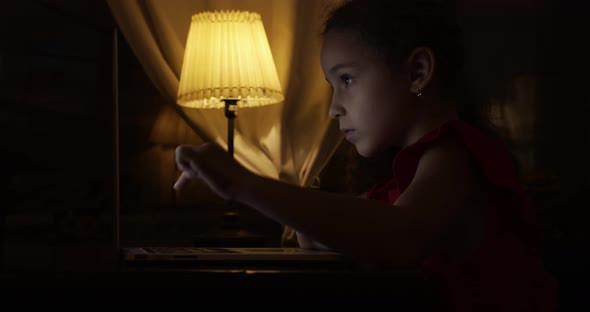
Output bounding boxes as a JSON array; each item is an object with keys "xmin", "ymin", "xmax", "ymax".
[
  {"xmin": 0, "ymin": 240, "xmax": 443, "ymax": 309},
  {"xmin": 1, "ymin": 264, "xmax": 441, "ymax": 308}
]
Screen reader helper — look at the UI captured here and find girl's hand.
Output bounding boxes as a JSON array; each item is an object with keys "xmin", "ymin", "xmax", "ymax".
[
  {"xmin": 296, "ymin": 231, "xmax": 332, "ymax": 251},
  {"xmin": 173, "ymin": 142, "xmax": 253, "ymax": 201}
]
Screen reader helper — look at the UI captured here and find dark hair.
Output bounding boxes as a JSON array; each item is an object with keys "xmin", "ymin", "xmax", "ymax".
[
  {"xmin": 322, "ymin": 0, "xmax": 494, "ymax": 133},
  {"xmin": 323, "ymin": 0, "xmax": 463, "ymax": 97}
]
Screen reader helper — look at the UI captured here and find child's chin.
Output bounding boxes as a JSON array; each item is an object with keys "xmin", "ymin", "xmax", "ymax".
[
  {"xmin": 356, "ymin": 144, "xmax": 395, "ymax": 158},
  {"xmin": 355, "ymin": 145, "xmax": 375, "ymax": 158}
]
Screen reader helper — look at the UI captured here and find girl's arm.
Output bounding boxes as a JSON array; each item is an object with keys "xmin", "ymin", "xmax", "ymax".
[
  {"xmin": 175, "ymin": 140, "xmax": 484, "ymax": 267},
  {"xmin": 296, "ymin": 192, "xmax": 367, "ymax": 250}
]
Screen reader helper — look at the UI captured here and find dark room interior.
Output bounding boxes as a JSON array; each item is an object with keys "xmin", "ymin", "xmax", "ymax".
[{"xmin": 0, "ymin": 0, "xmax": 588, "ymax": 309}]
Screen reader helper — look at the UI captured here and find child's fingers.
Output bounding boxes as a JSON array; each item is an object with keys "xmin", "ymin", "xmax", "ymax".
[
  {"xmin": 176, "ymin": 160, "xmax": 191, "ymax": 173},
  {"xmin": 173, "ymin": 171, "xmax": 195, "ymax": 190}
]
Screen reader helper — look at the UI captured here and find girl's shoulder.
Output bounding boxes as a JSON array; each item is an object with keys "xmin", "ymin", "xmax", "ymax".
[
  {"xmin": 369, "ymin": 119, "xmax": 512, "ymax": 201},
  {"xmin": 394, "ymin": 119, "xmax": 519, "ymax": 193},
  {"xmin": 404, "ymin": 120, "xmax": 538, "ymax": 238}
]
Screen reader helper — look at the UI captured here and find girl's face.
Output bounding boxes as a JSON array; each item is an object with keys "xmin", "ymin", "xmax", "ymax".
[{"xmin": 321, "ymin": 29, "xmax": 419, "ymax": 157}]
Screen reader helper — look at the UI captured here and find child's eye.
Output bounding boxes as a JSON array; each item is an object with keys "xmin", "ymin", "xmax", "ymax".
[{"xmin": 340, "ymin": 75, "xmax": 353, "ymax": 88}]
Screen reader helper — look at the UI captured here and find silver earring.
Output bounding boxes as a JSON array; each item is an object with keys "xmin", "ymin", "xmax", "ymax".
[{"xmin": 415, "ymin": 89, "xmax": 422, "ymax": 97}]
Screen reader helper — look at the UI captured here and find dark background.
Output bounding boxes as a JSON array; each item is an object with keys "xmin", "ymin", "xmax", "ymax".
[{"xmin": 0, "ymin": 0, "xmax": 587, "ymax": 302}]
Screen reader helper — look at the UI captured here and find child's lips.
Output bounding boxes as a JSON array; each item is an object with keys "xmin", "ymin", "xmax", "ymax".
[{"xmin": 341, "ymin": 129, "xmax": 355, "ymax": 140}]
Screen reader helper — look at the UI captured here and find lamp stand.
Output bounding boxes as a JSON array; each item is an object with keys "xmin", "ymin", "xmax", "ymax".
[
  {"xmin": 224, "ymin": 99, "xmax": 237, "ymax": 158},
  {"xmin": 222, "ymin": 99, "xmax": 240, "ymax": 233},
  {"xmin": 192, "ymin": 99, "xmax": 265, "ymax": 247}
]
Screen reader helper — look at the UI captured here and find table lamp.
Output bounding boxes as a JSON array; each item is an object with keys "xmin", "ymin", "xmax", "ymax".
[{"xmin": 176, "ymin": 11, "xmax": 284, "ymax": 246}]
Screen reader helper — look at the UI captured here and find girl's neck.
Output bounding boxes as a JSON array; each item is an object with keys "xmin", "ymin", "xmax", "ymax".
[{"xmin": 403, "ymin": 97, "xmax": 459, "ymax": 147}]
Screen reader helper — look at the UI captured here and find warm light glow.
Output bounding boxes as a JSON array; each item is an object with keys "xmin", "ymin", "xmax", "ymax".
[{"xmin": 177, "ymin": 11, "xmax": 284, "ymax": 109}]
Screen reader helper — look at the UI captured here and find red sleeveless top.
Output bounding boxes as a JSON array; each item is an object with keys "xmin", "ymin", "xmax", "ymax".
[{"xmin": 367, "ymin": 120, "xmax": 557, "ymax": 312}]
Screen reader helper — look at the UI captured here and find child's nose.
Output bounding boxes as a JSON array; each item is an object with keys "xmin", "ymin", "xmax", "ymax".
[{"xmin": 328, "ymin": 97, "xmax": 345, "ymax": 119}]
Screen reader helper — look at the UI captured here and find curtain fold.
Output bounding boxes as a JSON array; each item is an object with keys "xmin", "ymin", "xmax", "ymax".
[{"xmin": 107, "ymin": 0, "xmax": 341, "ymax": 187}]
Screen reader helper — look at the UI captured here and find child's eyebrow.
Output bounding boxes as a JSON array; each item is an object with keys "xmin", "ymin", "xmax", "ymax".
[{"xmin": 329, "ymin": 62, "xmax": 358, "ymax": 74}]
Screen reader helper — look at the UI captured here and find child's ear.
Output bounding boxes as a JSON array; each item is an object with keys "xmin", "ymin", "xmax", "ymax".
[{"xmin": 407, "ymin": 47, "xmax": 435, "ymax": 95}]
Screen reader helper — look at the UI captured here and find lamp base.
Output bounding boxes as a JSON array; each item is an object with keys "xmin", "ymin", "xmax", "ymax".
[{"xmin": 192, "ymin": 211, "xmax": 266, "ymax": 247}]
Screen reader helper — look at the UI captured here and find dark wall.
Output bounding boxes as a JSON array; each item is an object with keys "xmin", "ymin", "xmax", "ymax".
[
  {"xmin": 544, "ymin": 1, "xmax": 590, "ymax": 302},
  {"xmin": 1, "ymin": 0, "xmax": 119, "ymax": 271}
]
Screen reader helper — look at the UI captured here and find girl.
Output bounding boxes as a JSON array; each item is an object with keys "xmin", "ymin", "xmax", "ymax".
[{"xmin": 174, "ymin": 0, "xmax": 556, "ymax": 310}]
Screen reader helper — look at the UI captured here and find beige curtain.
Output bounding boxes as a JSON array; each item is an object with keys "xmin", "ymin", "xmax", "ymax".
[{"xmin": 107, "ymin": 0, "xmax": 343, "ymax": 187}]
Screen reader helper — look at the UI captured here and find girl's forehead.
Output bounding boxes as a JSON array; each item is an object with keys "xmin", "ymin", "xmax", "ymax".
[{"xmin": 321, "ymin": 30, "xmax": 384, "ymax": 64}]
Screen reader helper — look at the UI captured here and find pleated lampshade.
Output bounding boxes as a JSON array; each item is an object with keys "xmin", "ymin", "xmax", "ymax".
[{"xmin": 177, "ymin": 11, "xmax": 284, "ymax": 109}]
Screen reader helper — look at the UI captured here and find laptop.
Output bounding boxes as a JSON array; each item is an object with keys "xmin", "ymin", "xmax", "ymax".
[
  {"xmin": 116, "ymin": 203, "xmax": 344, "ymax": 267},
  {"xmin": 121, "ymin": 246, "xmax": 343, "ymax": 265}
]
